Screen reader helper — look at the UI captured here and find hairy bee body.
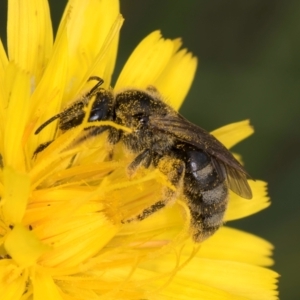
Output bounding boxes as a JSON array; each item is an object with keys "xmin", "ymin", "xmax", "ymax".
[{"xmin": 35, "ymin": 77, "xmax": 252, "ymax": 242}]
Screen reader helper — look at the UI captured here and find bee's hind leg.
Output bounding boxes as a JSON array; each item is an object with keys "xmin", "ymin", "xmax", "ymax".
[
  {"xmin": 127, "ymin": 149, "xmax": 152, "ymax": 177},
  {"xmin": 123, "ymin": 156, "xmax": 185, "ymax": 222}
]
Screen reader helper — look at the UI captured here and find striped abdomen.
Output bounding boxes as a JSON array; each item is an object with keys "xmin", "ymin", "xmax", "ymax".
[{"xmin": 174, "ymin": 143, "xmax": 229, "ymax": 242}]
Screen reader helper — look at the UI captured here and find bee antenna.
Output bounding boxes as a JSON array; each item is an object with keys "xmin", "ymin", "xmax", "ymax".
[
  {"xmin": 35, "ymin": 113, "xmax": 62, "ymax": 135},
  {"xmin": 35, "ymin": 76, "xmax": 104, "ymax": 135},
  {"xmin": 86, "ymin": 76, "xmax": 104, "ymax": 97}
]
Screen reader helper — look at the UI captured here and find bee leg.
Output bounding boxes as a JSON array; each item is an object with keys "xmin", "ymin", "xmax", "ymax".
[
  {"xmin": 105, "ymin": 128, "xmax": 121, "ymax": 161},
  {"xmin": 107, "ymin": 127, "xmax": 121, "ymax": 145},
  {"xmin": 86, "ymin": 76, "xmax": 104, "ymax": 97},
  {"xmin": 32, "ymin": 140, "xmax": 53, "ymax": 158},
  {"xmin": 75, "ymin": 126, "xmax": 117, "ymax": 145},
  {"xmin": 127, "ymin": 149, "xmax": 152, "ymax": 177},
  {"xmin": 123, "ymin": 156, "xmax": 185, "ymax": 222}
]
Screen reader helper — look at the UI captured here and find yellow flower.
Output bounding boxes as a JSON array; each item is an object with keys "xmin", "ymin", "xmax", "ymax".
[{"xmin": 0, "ymin": 1, "xmax": 278, "ymax": 299}]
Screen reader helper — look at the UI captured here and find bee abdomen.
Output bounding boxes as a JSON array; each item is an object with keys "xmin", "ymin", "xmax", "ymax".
[
  {"xmin": 187, "ymin": 179, "xmax": 228, "ymax": 242},
  {"xmin": 181, "ymin": 146, "xmax": 229, "ymax": 242}
]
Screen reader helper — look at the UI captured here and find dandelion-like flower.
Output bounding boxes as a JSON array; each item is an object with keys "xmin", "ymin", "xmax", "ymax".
[{"xmin": 0, "ymin": 1, "xmax": 278, "ymax": 299}]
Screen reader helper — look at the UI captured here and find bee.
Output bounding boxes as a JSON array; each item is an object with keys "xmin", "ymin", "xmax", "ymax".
[{"xmin": 35, "ymin": 76, "xmax": 252, "ymax": 242}]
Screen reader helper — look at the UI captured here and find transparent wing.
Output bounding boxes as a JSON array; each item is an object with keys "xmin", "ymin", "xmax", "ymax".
[{"xmin": 149, "ymin": 114, "xmax": 252, "ymax": 199}]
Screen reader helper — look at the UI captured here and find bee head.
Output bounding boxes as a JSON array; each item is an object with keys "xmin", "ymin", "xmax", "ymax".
[{"xmin": 88, "ymin": 89, "xmax": 115, "ymax": 123}]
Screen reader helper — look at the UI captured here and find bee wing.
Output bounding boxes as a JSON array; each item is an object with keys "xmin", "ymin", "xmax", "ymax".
[
  {"xmin": 222, "ymin": 163, "xmax": 253, "ymax": 199},
  {"xmin": 149, "ymin": 114, "xmax": 252, "ymax": 199}
]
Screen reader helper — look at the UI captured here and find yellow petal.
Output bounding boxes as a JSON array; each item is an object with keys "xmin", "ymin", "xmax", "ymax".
[
  {"xmin": 154, "ymin": 49, "xmax": 198, "ymax": 110},
  {"xmin": 7, "ymin": 0, "xmax": 53, "ymax": 82},
  {"xmin": 211, "ymin": 120, "xmax": 254, "ymax": 149},
  {"xmin": 38, "ymin": 212, "xmax": 118, "ymax": 270},
  {"xmin": 0, "ymin": 39, "xmax": 8, "ymax": 145},
  {"xmin": 32, "ymin": 270, "xmax": 64, "ymax": 300},
  {"xmin": 174, "ymin": 259, "xmax": 278, "ymax": 300},
  {"xmin": 158, "ymin": 275, "xmax": 248, "ymax": 300},
  {"xmin": 200, "ymin": 227, "xmax": 274, "ymax": 267},
  {"xmin": 4, "ymin": 224, "xmax": 50, "ymax": 268},
  {"xmin": 1, "ymin": 166, "xmax": 30, "ymax": 224},
  {"xmin": 115, "ymin": 31, "xmax": 175, "ymax": 89},
  {"xmin": 141, "ymin": 255, "xmax": 278, "ymax": 300},
  {"xmin": 30, "ymin": 1, "xmax": 122, "ymax": 152},
  {"xmin": 226, "ymin": 180, "xmax": 270, "ymax": 221},
  {"xmin": 2, "ymin": 64, "xmax": 30, "ymax": 169},
  {"xmin": 55, "ymin": 0, "xmax": 120, "ymax": 98},
  {"xmin": 0, "ymin": 260, "xmax": 28, "ymax": 300},
  {"xmin": 0, "ymin": 38, "xmax": 8, "ymax": 82},
  {"xmin": 91, "ymin": 15, "xmax": 124, "ymax": 88},
  {"xmin": 29, "ymin": 30, "xmax": 69, "ymax": 148}
]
